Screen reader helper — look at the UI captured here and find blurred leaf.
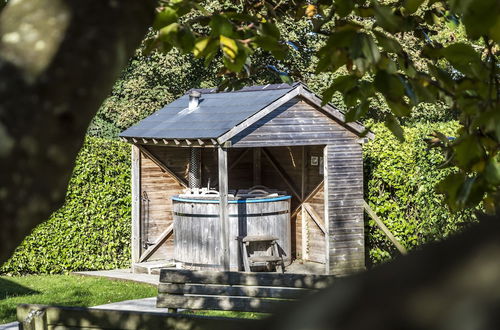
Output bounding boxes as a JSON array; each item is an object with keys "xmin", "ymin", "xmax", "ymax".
[
  {"xmin": 261, "ymin": 22, "xmax": 281, "ymax": 39},
  {"xmin": 336, "ymin": 0, "xmax": 355, "ymax": 17},
  {"xmin": 374, "ymin": 70, "xmax": 405, "ymax": 101},
  {"xmin": 404, "ymin": 0, "xmax": 425, "ymax": 14},
  {"xmin": 220, "ymin": 35, "xmax": 238, "ymax": 59},
  {"xmin": 461, "ymin": 0, "xmax": 500, "ymax": 40},
  {"xmin": 359, "ymin": 33, "xmax": 381, "ymax": 64},
  {"xmin": 441, "ymin": 43, "xmax": 486, "ymax": 79},
  {"xmin": 485, "ymin": 158, "xmax": 500, "ymax": 185},
  {"xmin": 385, "ymin": 114, "xmax": 405, "ymax": 142},
  {"xmin": 374, "ymin": 5, "xmax": 404, "ymax": 33},
  {"xmin": 153, "ymin": 7, "xmax": 178, "ymax": 30},
  {"xmin": 374, "ymin": 31, "xmax": 403, "ymax": 53},
  {"xmin": 210, "ymin": 14, "xmax": 234, "ymax": 37},
  {"xmin": 345, "ymin": 101, "xmax": 369, "ymax": 122},
  {"xmin": 322, "ymin": 75, "xmax": 358, "ymax": 105}
]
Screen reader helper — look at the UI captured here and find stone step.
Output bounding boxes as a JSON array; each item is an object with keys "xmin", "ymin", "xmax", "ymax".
[{"xmin": 133, "ymin": 260, "xmax": 176, "ymax": 275}]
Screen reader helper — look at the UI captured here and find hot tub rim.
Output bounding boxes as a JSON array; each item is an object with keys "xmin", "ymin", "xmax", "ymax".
[{"xmin": 171, "ymin": 195, "xmax": 292, "ymax": 204}]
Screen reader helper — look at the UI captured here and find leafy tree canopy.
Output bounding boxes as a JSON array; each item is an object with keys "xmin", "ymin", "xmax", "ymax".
[{"xmin": 145, "ymin": 0, "xmax": 499, "ymax": 212}]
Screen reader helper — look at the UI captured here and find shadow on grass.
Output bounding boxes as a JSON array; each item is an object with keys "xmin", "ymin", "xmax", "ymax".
[{"xmin": 0, "ymin": 278, "xmax": 38, "ymax": 301}]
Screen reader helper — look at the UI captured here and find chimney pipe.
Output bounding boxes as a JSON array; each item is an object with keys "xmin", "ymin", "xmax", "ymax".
[
  {"xmin": 188, "ymin": 148, "xmax": 202, "ymax": 189},
  {"xmin": 189, "ymin": 90, "xmax": 201, "ymax": 110}
]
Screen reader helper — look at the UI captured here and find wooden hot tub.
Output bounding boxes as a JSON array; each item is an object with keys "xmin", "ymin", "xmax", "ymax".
[{"xmin": 172, "ymin": 190, "xmax": 291, "ymax": 270}]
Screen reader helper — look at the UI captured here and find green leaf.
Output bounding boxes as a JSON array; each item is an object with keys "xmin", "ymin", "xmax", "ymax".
[
  {"xmin": 220, "ymin": 35, "xmax": 238, "ymax": 59},
  {"xmin": 404, "ymin": 0, "xmax": 425, "ymax": 15},
  {"xmin": 387, "ymin": 99, "xmax": 411, "ymax": 117},
  {"xmin": 384, "ymin": 114, "xmax": 405, "ymax": 142},
  {"xmin": 441, "ymin": 43, "xmax": 486, "ymax": 79},
  {"xmin": 210, "ymin": 14, "xmax": 234, "ymax": 37},
  {"xmin": 485, "ymin": 158, "xmax": 500, "ymax": 185},
  {"xmin": 321, "ymin": 75, "xmax": 358, "ymax": 105},
  {"xmin": 373, "ymin": 31, "xmax": 403, "ymax": 53},
  {"xmin": 454, "ymin": 135, "xmax": 485, "ymax": 169},
  {"xmin": 261, "ymin": 22, "xmax": 281, "ymax": 39},
  {"xmin": 153, "ymin": 7, "xmax": 179, "ymax": 30},
  {"xmin": 345, "ymin": 101, "xmax": 369, "ymax": 122},
  {"xmin": 461, "ymin": 0, "xmax": 500, "ymax": 40},
  {"xmin": 374, "ymin": 70, "xmax": 405, "ymax": 101},
  {"xmin": 336, "ymin": 0, "xmax": 355, "ymax": 17},
  {"xmin": 374, "ymin": 5, "xmax": 404, "ymax": 33},
  {"xmin": 193, "ymin": 37, "xmax": 219, "ymax": 58},
  {"xmin": 359, "ymin": 33, "xmax": 381, "ymax": 64}
]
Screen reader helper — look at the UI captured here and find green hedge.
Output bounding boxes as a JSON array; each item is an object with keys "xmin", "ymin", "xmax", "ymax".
[
  {"xmin": 0, "ymin": 137, "xmax": 132, "ymax": 275},
  {"xmin": 364, "ymin": 122, "xmax": 476, "ymax": 264},
  {"xmin": 1, "ymin": 124, "xmax": 477, "ymax": 274}
]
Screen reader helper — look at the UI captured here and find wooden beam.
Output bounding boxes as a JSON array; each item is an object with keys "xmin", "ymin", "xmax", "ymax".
[
  {"xmin": 218, "ymin": 147, "xmax": 230, "ymax": 270},
  {"xmin": 17, "ymin": 304, "xmax": 253, "ymax": 330},
  {"xmin": 139, "ymin": 224, "xmax": 174, "ymax": 262},
  {"xmin": 303, "ymin": 203, "xmax": 326, "ymax": 235},
  {"xmin": 136, "ymin": 145, "xmax": 188, "ymax": 188},
  {"xmin": 301, "ymin": 205, "xmax": 308, "ymax": 261},
  {"xmin": 323, "ymin": 146, "xmax": 330, "ymax": 275},
  {"xmin": 159, "ymin": 269, "xmax": 334, "ymax": 288},
  {"xmin": 131, "ymin": 145, "xmax": 141, "ymax": 264},
  {"xmin": 197, "ymin": 139, "xmax": 204, "ymax": 146},
  {"xmin": 162, "ymin": 139, "xmax": 169, "ymax": 145},
  {"xmin": 262, "ymin": 148, "xmax": 301, "ymax": 201},
  {"xmin": 253, "ymin": 148, "xmax": 261, "ymax": 186},
  {"xmin": 229, "ymin": 149, "xmax": 250, "ymax": 171},
  {"xmin": 364, "ymin": 200, "xmax": 408, "ymax": 255}
]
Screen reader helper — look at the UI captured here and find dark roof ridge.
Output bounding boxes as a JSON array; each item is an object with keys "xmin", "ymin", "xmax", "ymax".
[{"xmin": 187, "ymin": 82, "xmax": 301, "ymax": 94}]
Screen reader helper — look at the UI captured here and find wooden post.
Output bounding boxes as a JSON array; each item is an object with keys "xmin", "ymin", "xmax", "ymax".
[
  {"xmin": 253, "ymin": 148, "xmax": 261, "ymax": 186},
  {"xmin": 131, "ymin": 145, "xmax": 141, "ymax": 265},
  {"xmin": 301, "ymin": 146, "xmax": 307, "ymax": 261},
  {"xmin": 323, "ymin": 146, "xmax": 330, "ymax": 275},
  {"xmin": 218, "ymin": 147, "xmax": 230, "ymax": 270}
]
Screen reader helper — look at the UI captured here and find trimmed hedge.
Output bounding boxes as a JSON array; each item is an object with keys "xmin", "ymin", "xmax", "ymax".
[
  {"xmin": 364, "ymin": 122, "xmax": 476, "ymax": 264},
  {"xmin": 1, "ymin": 123, "xmax": 477, "ymax": 274},
  {"xmin": 0, "ymin": 137, "xmax": 132, "ymax": 275}
]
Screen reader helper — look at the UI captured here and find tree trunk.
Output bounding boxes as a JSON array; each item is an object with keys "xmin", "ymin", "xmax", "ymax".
[{"xmin": 0, "ymin": 0, "xmax": 155, "ymax": 263}]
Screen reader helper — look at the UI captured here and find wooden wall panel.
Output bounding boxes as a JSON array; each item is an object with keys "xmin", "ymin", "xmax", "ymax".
[
  {"xmin": 325, "ymin": 142, "xmax": 365, "ymax": 275},
  {"xmin": 139, "ymin": 147, "xmax": 188, "ymax": 261},
  {"xmin": 304, "ymin": 186, "xmax": 326, "ymax": 264},
  {"xmin": 230, "ymin": 98, "xmax": 358, "ymax": 147}
]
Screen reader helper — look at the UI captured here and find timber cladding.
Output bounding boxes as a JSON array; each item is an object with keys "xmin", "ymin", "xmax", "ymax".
[
  {"xmin": 230, "ymin": 98, "xmax": 359, "ymax": 147},
  {"xmin": 139, "ymin": 146, "xmax": 189, "ymax": 261},
  {"xmin": 325, "ymin": 142, "xmax": 365, "ymax": 275}
]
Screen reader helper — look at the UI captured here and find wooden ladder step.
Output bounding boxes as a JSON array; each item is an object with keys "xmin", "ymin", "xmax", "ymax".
[
  {"xmin": 249, "ymin": 255, "xmax": 282, "ymax": 263},
  {"xmin": 240, "ymin": 235, "xmax": 278, "ymax": 243}
]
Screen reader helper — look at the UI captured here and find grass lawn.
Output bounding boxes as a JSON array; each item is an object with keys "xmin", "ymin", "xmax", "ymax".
[{"xmin": 0, "ymin": 274, "xmax": 157, "ymax": 324}]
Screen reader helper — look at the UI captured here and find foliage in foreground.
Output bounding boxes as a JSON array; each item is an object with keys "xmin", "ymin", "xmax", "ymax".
[
  {"xmin": 2, "ymin": 123, "xmax": 477, "ymax": 274},
  {"xmin": 149, "ymin": 0, "xmax": 499, "ymax": 211},
  {"xmin": 0, "ymin": 275, "xmax": 156, "ymax": 324},
  {"xmin": 365, "ymin": 122, "xmax": 476, "ymax": 263},
  {"xmin": 0, "ymin": 137, "xmax": 132, "ymax": 275}
]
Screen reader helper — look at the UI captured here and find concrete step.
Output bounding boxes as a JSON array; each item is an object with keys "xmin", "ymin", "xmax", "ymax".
[{"xmin": 133, "ymin": 260, "xmax": 176, "ymax": 275}]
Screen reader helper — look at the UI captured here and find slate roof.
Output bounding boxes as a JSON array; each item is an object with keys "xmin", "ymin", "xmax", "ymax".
[{"xmin": 119, "ymin": 83, "xmax": 299, "ymax": 140}]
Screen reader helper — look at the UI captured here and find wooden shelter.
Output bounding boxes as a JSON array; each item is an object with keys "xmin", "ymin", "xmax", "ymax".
[{"xmin": 120, "ymin": 82, "xmax": 374, "ymax": 276}]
